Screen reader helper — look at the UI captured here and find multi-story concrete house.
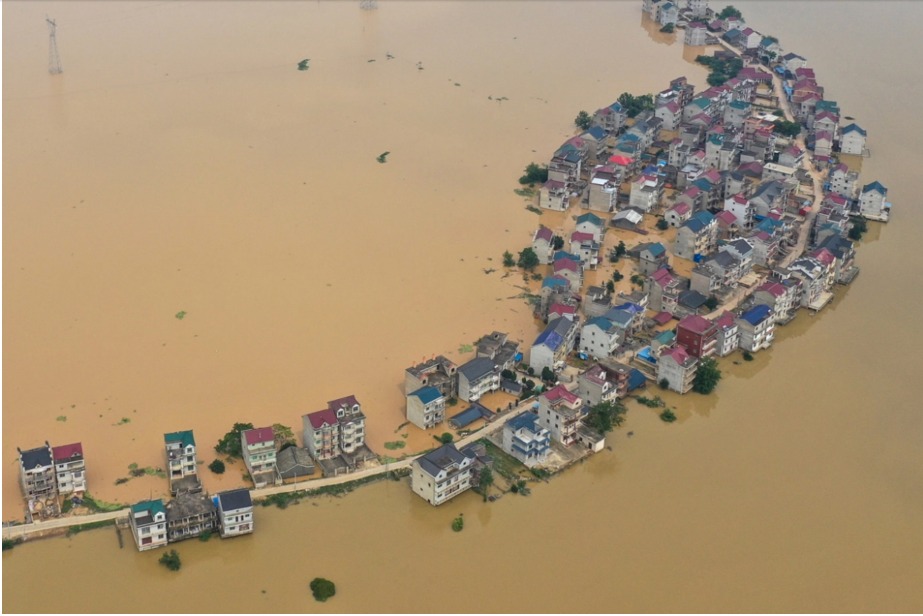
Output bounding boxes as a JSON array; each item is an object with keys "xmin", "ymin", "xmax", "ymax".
[
  {"xmin": 676, "ymin": 314, "xmax": 719, "ymax": 358},
  {"xmin": 539, "ymin": 178, "xmax": 569, "ymax": 211},
  {"xmin": 588, "ymin": 165, "xmax": 621, "ymax": 213},
  {"xmin": 411, "ymin": 443, "xmax": 473, "ymax": 506},
  {"xmin": 328, "ymin": 395, "xmax": 367, "ymax": 457},
  {"xmin": 723, "ymin": 99, "xmax": 750, "ymax": 129},
  {"xmin": 52, "ymin": 442, "xmax": 86, "ymax": 496},
  {"xmin": 737, "ymin": 304, "xmax": 775, "ymax": 352},
  {"xmin": 789, "ymin": 256, "xmax": 830, "ymax": 310},
  {"xmin": 529, "ymin": 316, "xmax": 578, "ymax": 373},
  {"xmin": 687, "ymin": 0, "xmax": 709, "ymax": 19},
  {"xmin": 752, "ymin": 278, "xmax": 800, "ymax": 325},
  {"xmin": 655, "ymin": 100, "xmax": 682, "ymax": 131},
  {"xmin": 502, "ymin": 413, "xmax": 551, "ymax": 468},
  {"xmin": 575, "ymin": 212, "xmax": 605, "ymax": 242},
  {"xmin": 636, "ymin": 242, "xmax": 669, "ymax": 275},
  {"xmin": 577, "ymin": 362, "xmax": 630, "ymax": 405},
  {"xmin": 302, "ymin": 408, "xmax": 341, "ymax": 461},
  {"xmin": 129, "ymin": 499, "xmax": 168, "ymax": 551},
  {"xmin": 476, "ymin": 331, "xmax": 520, "ymax": 371},
  {"xmin": 164, "ymin": 430, "xmax": 200, "ymax": 495},
  {"xmin": 713, "ymin": 311, "xmax": 740, "ymax": 357},
  {"xmin": 580, "ymin": 316, "xmax": 623, "ymax": 360},
  {"xmin": 18, "ymin": 443, "xmax": 57, "ymax": 503},
  {"xmin": 858, "ymin": 181, "xmax": 890, "ymax": 221},
  {"xmin": 684, "ymin": 21, "xmax": 709, "ymax": 46},
  {"xmin": 537, "ymin": 385, "xmax": 584, "ymax": 447},
  {"xmin": 839, "ymin": 123, "xmax": 867, "ymax": 156},
  {"xmin": 721, "ymin": 238, "xmax": 755, "ymax": 275},
  {"xmin": 827, "ymin": 164, "xmax": 858, "ymax": 198},
  {"xmin": 216, "ymin": 488, "xmax": 254, "ymax": 538},
  {"xmin": 457, "ymin": 356, "xmax": 502, "ymax": 402},
  {"xmin": 405, "ymin": 355, "xmax": 458, "ymax": 399},
  {"xmin": 553, "ymin": 256, "xmax": 582, "ymax": 288},
  {"xmin": 781, "ymin": 52, "xmax": 808, "ymax": 74},
  {"xmin": 665, "ymin": 202, "xmax": 693, "ymax": 228},
  {"xmin": 629, "ymin": 174, "xmax": 663, "ymax": 212},
  {"xmin": 531, "ymin": 226, "xmax": 556, "ymax": 264},
  {"xmin": 165, "ymin": 491, "xmax": 218, "ymax": 543},
  {"xmin": 645, "ymin": 267, "xmax": 685, "ymax": 313},
  {"xmin": 674, "ymin": 210, "xmax": 717, "ymax": 260},
  {"xmin": 241, "ymin": 427, "xmax": 279, "ymax": 488},
  {"xmin": 406, "ymin": 386, "xmax": 447, "ymax": 430},
  {"xmin": 657, "ymin": 346, "xmax": 698, "ymax": 393},
  {"xmin": 592, "ymin": 101, "xmax": 626, "ymax": 134}
]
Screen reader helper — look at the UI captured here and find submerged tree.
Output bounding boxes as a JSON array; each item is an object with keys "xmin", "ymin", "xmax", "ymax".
[
  {"xmin": 215, "ymin": 422, "xmax": 255, "ymax": 459},
  {"xmin": 574, "ymin": 110, "xmax": 592, "ymax": 130},
  {"xmin": 693, "ymin": 357, "xmax": 722, "ymax": 394}
]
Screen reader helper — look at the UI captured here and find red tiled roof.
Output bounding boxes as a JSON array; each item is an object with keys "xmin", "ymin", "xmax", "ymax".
[
  {"xmin": 757, "ymin": 281, "xmax": 786, "ymax": 298},
  {"xmin": 305, "ymin": 408, "xmax": 338, "ymax": 430},
  {"xmin": 716, "ymin": 210, "xmax": 738, "ymax": 225},
  {"xmin": 534, "ymin": 226, "xmax": 554, "ymax": 242},
  {"xmin": 653, "ymin": 311, "xmax": 674, "ymax": 325},
  {"xmin": 609, "ymin": 155, "xmax": 634, "ymax": 166},
  {"xmin": 671, "ymin": 203, "xmax": 691, "ymax": 215},
  {"xmin": 662, "ymin": 346, "xmax": 693, "ymax": 366},
  {"xmin": 549, "ymin": 303, "xmax": 576, "ymax": 316},
  {"xmin": 651, "ymin": 267, "xmax": 675, "ymax": 287},
  {"xmin": 714, "ymin": 311, "xmax": 736, "ymax": 329},
  {"xmin": 731, "ymin": 193, "xmax": 749, "ymax": 205},
  {"xmin": 811, "ymin": 248, "xmax": 836, "ymax": 265},
  {"xmin": 543, "ymin": 385, "xmax": 580, "ymax": 405},
  {"xmin": 678, "ymin": 314, "xmax": 715, "ymax": 334},
  {"xmin": 328, "ymin": 395, "xmax": 360, "ymax": 412},
  {"xmin": 52, "ymin": 442, "xmax": 83, "ymax": 462},
  {"xmin": 571, "ymin": 231, "xmax": 594, "ymax": 243},
  {"xmin": 554, "ymin": 259, "xmax": 579, "ymax": 272},
  {"xmin": 242, "ymin": 427, "xmax": 274, "ymax": 446},
  {"xmin": 826, "ymin": 194, "xmax": 847, "ymax": 205}
]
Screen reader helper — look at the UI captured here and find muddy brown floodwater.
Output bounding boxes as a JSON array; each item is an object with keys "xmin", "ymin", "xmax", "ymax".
[{"xmin": 4, "ymin": 1, "xmax": 923, "ymax": 613}]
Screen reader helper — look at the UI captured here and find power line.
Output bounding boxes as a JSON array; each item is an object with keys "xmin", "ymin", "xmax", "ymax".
[{"xmin": 46, "ymin": 15, "xmax": 62, "ymax": 75}]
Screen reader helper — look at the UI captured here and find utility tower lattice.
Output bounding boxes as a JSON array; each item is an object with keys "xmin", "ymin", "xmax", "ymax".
[
  {"xmin": 47, "ymin": 16, "xmax": 62, "ymax": 74},
  {"xmin": 359, "ymin": 0, "xmax": 378, "ymax": 10}
]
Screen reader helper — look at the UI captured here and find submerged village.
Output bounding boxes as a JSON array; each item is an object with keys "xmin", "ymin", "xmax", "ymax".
[{"xmin": 6, "ymin": 0, "xmax": 893, "ymax": 556}]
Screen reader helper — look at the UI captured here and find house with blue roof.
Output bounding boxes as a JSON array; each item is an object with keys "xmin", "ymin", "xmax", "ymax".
[
  {"xmin": 530, "ymin": 316, "xmax": 578, "ymax": 373},
  {"xmin": 737, "ymin": 304, "xmax": 775, "ymax": 352},
  {"xmin": 502, "ymin": 413, "xmax": 551, "ymax": 468},
  {"xmin": 164, "ymin": 430, "xmax": 201, "ymax": 496},
  {"xmin": 129, "ymin": 498, "xmax": 168, "ymax": 551},
  {"xmin": 406, "ymin": 385, "xmax": 446, "ymax": 429},
  {"xmin": 17, "ymin": 443, "xmax": 56, "ymax": 503},
  {"xmin": 581, "ymin": 125, "xmax": 611, "ymax": 164},
  {"xmin": 592, "ymin": 100, "xmax": 625, "ymax": 134},
  {"xmin": 580, "ymin": 316, "xmax": 622, "ymax": 359},
  {"xmin": 575, "ymin": 212, "xmax": 605, "ymax": 242},
  {"xmin": 674, "ymin": 210, "xmax": 717, "ymax": 260},
  {"xmin": 637, "ymin": 241, "xmax": 669, "ymax": 275},
  {"xmin": 859, "ymin": 180, "xmax": 890, "ymax": 221}
]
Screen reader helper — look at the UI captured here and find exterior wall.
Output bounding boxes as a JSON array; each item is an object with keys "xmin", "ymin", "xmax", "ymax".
[
  {"xmin": 411, "ymin": 460, "xmax": 472, "ymax": 506},
  {"xmin": 130, "ymin": 511, "xmax": 168, "ymax": 551},
  {"xmin": 502, "ymin": 422, "xmax": 551, "ymax": 468},
  {"xmin": 218, "ymin": 506, "xmax": 254, "ymax": 538},
  {"xmin": 54, "ymin": 459, "xmax": 86, "ymax": 495},
  {"xmin": 657, "ymin": 354, "xmax": 696, "ymax": 393},
  {"xmin": 840, "ymin": 132, "xmax": 865, "ymax": 156},
  {"xmin": 737, "ymin": 317, "xmax": 775, "ymax": 351},
  {"xmin": 302, "ymin": 420, "xmax": 340, "ymax": 460},
  {"xmin": 406, "ymin": 394, "xmax": 446, "ymax": 429},
  {"xmin": 580, "ymin": 322, "xmax": 621, "ymax": 359},
  {"xmin": 242, "ymin": 440, "xmax": 276, "ymax": 477}
]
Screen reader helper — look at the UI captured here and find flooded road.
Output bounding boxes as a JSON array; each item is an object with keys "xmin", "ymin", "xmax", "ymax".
[{"xmin": 4, "ymin": 1, "xmax": 923, "ymax": 612}]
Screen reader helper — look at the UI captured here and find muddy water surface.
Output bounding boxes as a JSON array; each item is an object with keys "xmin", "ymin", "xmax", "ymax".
[{"xmin": 4, "ymin": 1, "xmax": 923, "ymax": 613}]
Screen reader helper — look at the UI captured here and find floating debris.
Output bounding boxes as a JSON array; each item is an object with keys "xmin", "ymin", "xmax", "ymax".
[
  {"xmin": 376, "ymin": 151, "xmax": 390, "ymax": 163},
  {"xmin": 175, "ymin": 310, "xmax": 187, "ymax": 320},
  {"xmin": 297, "ymin": 58, "xmax": 310, "ymax": 71}
]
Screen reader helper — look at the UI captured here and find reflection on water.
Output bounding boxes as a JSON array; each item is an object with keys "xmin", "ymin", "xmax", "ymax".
[{"xmin": 4, "ymin": 1, "xmax": 923, "ymax": 613}]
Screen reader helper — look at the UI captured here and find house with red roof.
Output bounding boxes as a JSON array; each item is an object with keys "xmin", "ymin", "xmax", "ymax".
[
  {"xmin": 553, "ymin": 256, "xmax": 582, "ymax": 288},
  {"xmin": 539, "ymin": 178, "xmax": 569, "ymax": 211},
  {"xmin": 532, "ymin": 225, "xmax": 556, "ymax": 264},
  {"xmin": 657, "ymin": 346, "xmax": 698, "ymax": 393},
  {"xmin": 646, "ymin": 267, "xmax": 686, "ymax": 313},
  {"xmin": 676, "ymin": 314, "xmax": 719, "ymax": 358},
  {"xmin": 713, "ymin": 311, "xmax": 740, "ymax": 357},
  {"xmin": 548, "ymin": 302, "xmax": 577, "ymax": 322},
  {"xmin": 537, "ymin": 385, "xmax": 584, "ymax": 447},
  {"xmin": 241, "ymin": 427, "xmax": 280, "ymax": 488},
  {"xmin": 302, "ymin": 408, "xmax": 341, "ymax": 462},
  {"xmin": 52, "ymin": 442, "xmax": 86, "ymax": 495},
  {"xmin": 752, "ymin": 277, "xmax": 801, "ymax": 325}
]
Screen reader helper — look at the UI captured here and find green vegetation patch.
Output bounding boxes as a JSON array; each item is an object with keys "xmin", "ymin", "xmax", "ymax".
[
  {"xmin": 383, "ymin": 441, "xmax": 405, "ymax": 450},
  {"xmin": 67, "ymin": 519, "xmax": 115, "ymax": 536},
  {"xmin": 310, "ymin": 578, "xmax": 336, "ymax": 602},
  {"xmin": 695, "ymin": 54, "xmax": 744, "ymax": 87},
  {"xmin": 175, "ymin": 310, "xmax": 187, "ymax": 320},
  {"xmin": 659, "ymin": 409, "xmax": 678, "ymax": 423},
  {"xmin": 376, "ymin": 151, "xmax": 390, "ymax": 163},
  {"xmin": 159, "ymin": 549, "xmax": 182, "ymax": 571},
  {"xmin": 451, "ymin": 515, "xmax": 464, "ymax": 532}
]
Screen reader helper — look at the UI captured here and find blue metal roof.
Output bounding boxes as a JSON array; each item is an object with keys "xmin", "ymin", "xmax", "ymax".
[
  {"xmin": 627, "ymin": 369, "xmax": 648, "ymax": 392},
  {"xmin": 409, "ymin": 386, "xmax": 443, "ymax": 404},
  {"xmin": 506, "ymin": 412, "xmax": 541, "ymax": 432},
  {"xmin": 740, "ymin": 304, "xmax": 771, "ymax": 326},
  {"xmin": 862, "ymin": 180, "xmax": 886, "ymax": 194}
]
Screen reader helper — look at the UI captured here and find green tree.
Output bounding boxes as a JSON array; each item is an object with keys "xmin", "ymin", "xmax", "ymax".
[
  {"xmin": 615, "ymin": 241, "xmax": 627, "ymax": 258},
  {"xmin": 848, "ymin": 217, "xmax": 868, "ymax": 241},
  {"xmin": 659, "ymin": 378, "xmax": 670, "ymax": 390},
  {"xmin": 437, "ymin": 432, "xmax": 454, "ymax": 444},
  {"xmin": 575, "ymin": 110, "xmax": 592, "ymax": 130},
  {"xmin": 519, "ymin": 163, "xmax": 549, "ymax": 185},
  {"xmin": 552, "ymin": 236, "xmax": 565, "ymax": 250},
  {"xmin": 618, "ymin": 92, "xmax": 655, "ymax": 118},
  {"xmin": 159, "ymin": 550, "xmax": 182, "ymax": 571},
  {"xmin": 742, "ymin": 350, "xmax": 754, "ymax": 361},
  {"xmin": 215, "ymin": 422, "xmax": 255, "ymax": 458},
  {"xmin": 772, "ymin": 119, "xmax": 802, "ymax": 138},
  {"xmin": 541, "ymin": 366, "xmax": 556, "ymax": 383},
  {"xmin": 612, "ymin": 270, "xmax": 624, "ymax": 283},
  {"xmin": 517, "ymin": 247, "xmax": 540, "ymax": 271},
  {"xmin": 605, "ymin": 280, "xmax": 615, "ymax": 294},
  {"xmin": 310, "ymin": 578, "xmax": 337, "ymax": 602},
  {"xmin": 502, "ymin": 250, "xmax": 516, "ymax": 267},
  {"xmin": 584, "ymin": 400, "xmax": 627, "ymax": 434},
  {"xmin": 501, "ymin": 369, "xmax": 516, "ymax": 381},
  {"xmin": 451, "ymin": 515, "xmax": 464, "ymax": 532},
  {"xmin": 208, "ymin": 459, "xmax": 226, "ymax": 474},
  {"xmin": 630, "ymin": 274, "xmax": 646, "ymax": 286},
  {"xmin": 693, "ymin": 357, "xmax": 722, "ymax": 394},
  {"xmin": 656, "ymin": 218, "xmax": 670, "ymax": 231},
  {"xmin": 272, "ymin": 423, "xmax": 295, "ymax": 449},
  {"xmin": 477, "ymin": 468, "xmax": 494, "ymax": 501},
  {"xmin": 659, "ymin": 23, "xmax": 675, "ymax": 33},
  {"xmin": 718, "ymin": 5, "xmax": 743, "ymax": 20},
  {"xmin": 659, "ymin": 409, "xmax": 677, "ymax": 423},
  {"xmin": 704, "ymin": 295, "xmax": 719, "ymax": 311}
]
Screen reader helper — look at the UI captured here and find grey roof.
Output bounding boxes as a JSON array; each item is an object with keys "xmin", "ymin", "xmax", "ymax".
[
  {"xmin": 276, "ymin": 446, "xmax": 316, "ymax": 479},
  {"xmin": 417, "ymin": 443, "xmax": 468, "ymax": 477},
  {"xmin": 217, "ymin": 488, "xmax": 253, "ymax": 511},
  {"xmin": 20, "ymin": 446, "xmax": 52, "ymax": 470},
  {"xmin": 166, "ymin": 491, "xmax": 216, "ymax": 521},
  {"xmin": 679, "ymin": 289, "xmax": 708, "ymax": 309},
  {"xmin": 712, "ymin": 250, "xmax": 740, "ymax": 268},
  {"xmin": 458, "ymin": 356, "xmax": 498, "ymax": 382}
]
